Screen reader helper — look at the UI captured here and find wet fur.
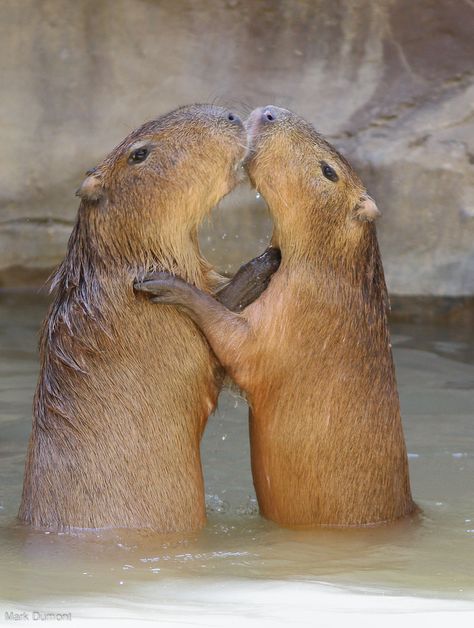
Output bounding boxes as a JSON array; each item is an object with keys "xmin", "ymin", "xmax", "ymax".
[
  {"xmin": 19, "ymin": 105, "xmax": 245, "ymax": 531},
  {"xmin": 242, "ymin": 231, "xmax": 412, "ymax": 525},
  {"xmin": 235, "ymin": 108, "xmax": 415, "ymax": 525}
]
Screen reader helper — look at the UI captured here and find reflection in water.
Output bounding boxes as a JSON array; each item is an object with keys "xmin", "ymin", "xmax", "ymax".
[{"xmin": 0, "ymin": 292, "xmax": 473, "ymax": 618}]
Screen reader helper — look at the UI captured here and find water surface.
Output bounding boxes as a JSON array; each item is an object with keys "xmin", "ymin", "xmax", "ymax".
[{"xmin": 0, "ymin": 293, "xmax": 473, "ymax": 624}]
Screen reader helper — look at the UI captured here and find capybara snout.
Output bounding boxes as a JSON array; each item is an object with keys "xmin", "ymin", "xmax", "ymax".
[{"xmin": 247, "ymin": 104, "xmax": 291, "ymax": 128}]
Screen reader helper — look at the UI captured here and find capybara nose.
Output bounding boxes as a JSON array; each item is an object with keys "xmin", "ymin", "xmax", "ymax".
[
  {"xmin": 261, "ymin": 105, "xmax": 281, "ymax": 123},
  {"xmin": 226, "ymin": 111, "xmax": 242, "ymax": 125}
]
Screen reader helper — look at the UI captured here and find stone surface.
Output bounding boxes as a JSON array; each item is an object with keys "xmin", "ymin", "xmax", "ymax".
[{"xmin": 0, "ymin": 0, "xmax": 473, "ymax": 294}]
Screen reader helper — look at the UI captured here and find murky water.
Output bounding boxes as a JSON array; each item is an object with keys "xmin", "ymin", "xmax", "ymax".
[{"xmin": 1, "ymin": 293, "xmax": 473, "ymax": 625}]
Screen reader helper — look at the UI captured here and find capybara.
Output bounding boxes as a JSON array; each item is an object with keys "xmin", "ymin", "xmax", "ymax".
[
  {"xmin": 135, "ymin": 105, "xmax": 416, "ymax": 527},
  {"xmin": 19, "ymin": 104, "xmax": 280, "ymax": 532}
]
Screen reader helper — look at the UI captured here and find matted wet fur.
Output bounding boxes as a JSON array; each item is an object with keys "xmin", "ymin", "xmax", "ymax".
[
  {"xmin": 135, "ymin": 106, "xmax": 416, "ymax": 527},
  {"xmin": 19, "ymin": 104, "xmax": 278, "ymax": 532}
]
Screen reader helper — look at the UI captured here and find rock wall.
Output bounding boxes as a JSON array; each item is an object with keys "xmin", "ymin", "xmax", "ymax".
[{"xmin": 1, "ymin": 0, "xmax": 473, "ymax": 295}]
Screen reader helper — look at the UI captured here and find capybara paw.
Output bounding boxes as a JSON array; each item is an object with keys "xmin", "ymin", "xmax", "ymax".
[
  {"xmin": 244, "ymin": 247, "xmax": 281, "ymax": 283},
  {"xmin": 258, "ymin": 246, "xmax": 281, "ymax": 272},
  {"xmin": 136, "ymin": 270, "xmax": 175, "ymax": 286},
  {"xmin": 149, "ymin": 293, "xmax": 180, "ymax": 304},
  {"xmin": 134, "ymin": 274, "xmax": 191, "ymax": 305}
]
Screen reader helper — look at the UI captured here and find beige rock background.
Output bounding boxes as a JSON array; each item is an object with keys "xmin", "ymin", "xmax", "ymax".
[{"xmin": 0, "ymin": 0, "xmax": 473, "ymax": 295}]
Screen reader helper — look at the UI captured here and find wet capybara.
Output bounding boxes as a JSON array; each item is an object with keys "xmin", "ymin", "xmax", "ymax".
[
  {"xmin": 135, "ymin": 105, "xmax": 416, "ymax": 527},
  {"xmin": 19, "ymin": 104, "xmax": 279, "ymax": 532}
]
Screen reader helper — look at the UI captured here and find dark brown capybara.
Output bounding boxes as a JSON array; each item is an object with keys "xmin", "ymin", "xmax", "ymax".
[{"xmin": 19, "ymin": 104, "xmax": 280, "ymax": 532}]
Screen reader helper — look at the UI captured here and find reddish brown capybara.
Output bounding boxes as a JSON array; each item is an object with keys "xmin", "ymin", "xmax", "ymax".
[
  {"xmin": 19, "ymin": 104, "xmax": 279, "ymax": 532},
  {"xmin": 135, "ymin": 105, "xmax": 416, "ymax": 527}
]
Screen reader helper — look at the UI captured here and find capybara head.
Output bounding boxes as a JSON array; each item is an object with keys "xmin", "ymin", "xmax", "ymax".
[
  {"xmin": 75, "ymin": 104, "xmax": 245, "ymax": 263},
  {"xmin": 245, "ymin": 105, "xmax": 380, "ymax": 253}
]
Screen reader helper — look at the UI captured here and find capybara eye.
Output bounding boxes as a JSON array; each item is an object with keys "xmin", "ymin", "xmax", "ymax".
[
  {"xmin": 321, "ymin": 162, "xmax": 338, "ymax": 182},
  {"xmin": 227, "ymin": 113, "xmax": 235, "ymax": 121},
  {"xmin": 128, "ymin": 147, "xmax": 149, "ymax": 164},
  {"xmin": 265, "ymin": 111, "xmax": 275, "ymax": 121}
]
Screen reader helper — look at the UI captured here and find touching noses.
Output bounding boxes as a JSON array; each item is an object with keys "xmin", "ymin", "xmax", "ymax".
[{"xmin": 245, "ymin": 105, "xmax": 286, "ymax": 135}]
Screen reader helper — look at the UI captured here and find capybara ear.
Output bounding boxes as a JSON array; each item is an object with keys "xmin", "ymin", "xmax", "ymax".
[
  {"xmin": 75, "ymin": 173, "xmax": 104, "ymax": 202},
  {"xmin": 355, "ymin": 195, "xmax": 381, "ymax": 222}
]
